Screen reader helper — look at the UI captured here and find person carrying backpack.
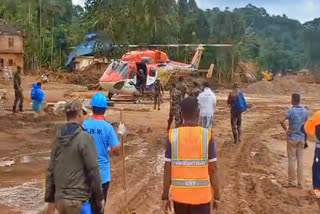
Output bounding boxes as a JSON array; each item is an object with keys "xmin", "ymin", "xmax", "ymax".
[
  {"xmin": 227, "ymin": 82, "xmax": 248, "ymax": 144},
  {"xmin": 31, "ymin": 82, "xmax": 44, "ymax": 111}
]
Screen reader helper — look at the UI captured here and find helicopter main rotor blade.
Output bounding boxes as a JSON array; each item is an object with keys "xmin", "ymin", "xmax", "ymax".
[{"xmin": 128, "ymin": 44, "xmax": 233, "ymax": 48}]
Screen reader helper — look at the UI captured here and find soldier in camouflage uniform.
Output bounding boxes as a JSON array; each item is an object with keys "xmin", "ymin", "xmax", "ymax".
[
  {"xmin": 167, "ymin": 83, "xmax": 182, "ymax": 130},
  {"xmin": 189, "ymin": 81, "xmax": 203, "ymax": 98},
  {"xmin": 176, "ymin": 76, "xmax": 188, "ymax": 99},
  {"xmin": 13, "ymin": 66, "xmax": 23, "ymax": 113},
  {"xmin": 154, "ymin": 79, "xmax": 164, "ymax": 110}
]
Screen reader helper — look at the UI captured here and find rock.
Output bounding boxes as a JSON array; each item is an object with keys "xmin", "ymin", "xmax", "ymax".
[
  {"xmin": 240, "ymin": 173, "xmax": 251, "ymax": 177},
  {"xmin": 53, "ymin": 101, "xmax": 66, "ymax": 115},
  {"xmin": 271, "ymin": 179, "xmax": 282, "ymax": 188},
  {"xmin": 16, "ymin": 121, "xmax": 25, "ymax": 128},
  {"xmin": 250, "ymin": 151, "xmax": 259, "ymax": 157},
  {"xmin": 0, "ymin": 159, "xmax": 15, "ymax": 167}
]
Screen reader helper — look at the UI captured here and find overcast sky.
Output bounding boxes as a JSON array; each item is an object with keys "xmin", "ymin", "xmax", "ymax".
[{"xmin": 72, "ymin": 0, "xmax": 319, "ymax": 23}]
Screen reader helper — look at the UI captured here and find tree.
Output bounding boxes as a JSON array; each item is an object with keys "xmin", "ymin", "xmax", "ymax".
[{"xmin": 303, "ymin": 18, "xmax": 320, "ymax": 73}]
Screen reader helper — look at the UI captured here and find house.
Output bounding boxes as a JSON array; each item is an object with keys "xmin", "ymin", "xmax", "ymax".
[
  {"xmin": 0, "ymin": 19, "xmax": 24, "ymax": 72},
  {"xmin": 73, "ymin": 55, "xmax": 109, "ymax": 73},
  {"xmin": 297, "ymin": 68, "xmax": 311, "ymax": 76},
  {"xmin": 66, "ymin": 33, "xmax": 109, "ymax": 73}
]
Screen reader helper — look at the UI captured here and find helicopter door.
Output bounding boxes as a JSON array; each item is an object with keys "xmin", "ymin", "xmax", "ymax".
[
  {"xmin": 146, "ymin": 67, "xmax": 157, "ymax": 88},
  {"xmin": 123, "ymin": 64, "xmax": 138, "ymax": 93},
  {"xmin": 136, "ymin": 62, "xmax": 147, "ymax": 88},
  {"xmin": 127, "ymin": 64, "xmax": 137, "ymax": 85}
]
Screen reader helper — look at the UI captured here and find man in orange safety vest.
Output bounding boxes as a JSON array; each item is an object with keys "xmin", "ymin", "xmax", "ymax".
[
  {"xmin": 305, "ymin": 110, "xmax": 320, "ymax": 211},
  {"xmin": 162, "ymin": 97, "xmax": 220, "ymax": 214}
]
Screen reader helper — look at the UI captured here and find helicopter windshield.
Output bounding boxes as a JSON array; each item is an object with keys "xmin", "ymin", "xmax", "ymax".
[{"xmin": 106, "ymin": 61, "xmax": 129, "ymax": 78}]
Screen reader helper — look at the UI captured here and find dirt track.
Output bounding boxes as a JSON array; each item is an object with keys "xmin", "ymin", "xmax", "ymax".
[{"xmin": 0, "ymin": 76, "xmax": 319, "ymax": 214}]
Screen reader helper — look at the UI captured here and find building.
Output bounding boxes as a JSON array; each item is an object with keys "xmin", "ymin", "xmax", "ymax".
[
  {"xmin": 0, "ymin": 19, "xmax": 24, "ymax": 72},
  {"xmin": 297, "ymin": 68, "xmax": 311, "ymax": 76},
  {"xmin": 73, "ymin": 56, "xmax": 109, "ymax": 73},
  {"xmin": 66, "ymin": 33, "xmax": 110, "ymax": 73}
]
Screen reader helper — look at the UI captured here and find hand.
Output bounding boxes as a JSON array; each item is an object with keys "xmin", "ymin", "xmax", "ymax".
[
  {"xmin": 100, "ymin": 200, "xmax": 105, "ymax": 214},
  {"xmin": 286, "ymin": 129, "xmax": 292, "ymax": 136},
  {"xmin": 162, "ymin": 200, "xmax": 172, "ymax": 213},
  {"xmin": 212, "ymin": 199, "xmax": 220, "ymax": 211},
  {"xmin": 45, "ymin": 203, "xmax": 55, "ymax": 214},
  {"xmin": 118, "ymin": 123, "xmax": 126, "ymax": 136}
]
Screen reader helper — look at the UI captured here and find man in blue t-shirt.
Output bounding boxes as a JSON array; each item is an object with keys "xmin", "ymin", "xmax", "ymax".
[
  {"xmin": 280, "ymin": 93, "xmax": 308, "ymax": 188},
  {"xmin": 83, "ymin": 92, "xmax": 120, "ymax": 213}
]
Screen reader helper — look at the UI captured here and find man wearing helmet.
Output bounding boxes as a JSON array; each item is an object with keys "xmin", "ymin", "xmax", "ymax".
[{"xmin": 83, "ymin": 92, "xmax": 120, "ymax": 212}]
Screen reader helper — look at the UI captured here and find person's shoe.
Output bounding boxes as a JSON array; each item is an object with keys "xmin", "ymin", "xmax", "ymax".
[
  {"xmin": 283, "ymin": 183, "xmax": 296, "ymax": 188},
  {"xmin": 158, "ymin": 108, "xmax": 160, "ymax": 111},
  {"xmin": 19, "ymin": 109, "xmax": 24, "ymax": 112}
]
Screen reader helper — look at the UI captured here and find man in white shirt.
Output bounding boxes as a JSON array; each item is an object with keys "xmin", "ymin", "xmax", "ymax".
[{"xmin": 197, "ymin": 82, "xmax": 217, "ymax": 128}]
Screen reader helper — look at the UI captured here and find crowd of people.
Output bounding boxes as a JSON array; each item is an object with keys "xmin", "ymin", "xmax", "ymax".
[
  {"xmin": 42, "ymin": 76, "xmax": 251, "ymax": 214},
  {"xmin": 5, "ymin": 69, "xmax": 320, "ymax": 213}
]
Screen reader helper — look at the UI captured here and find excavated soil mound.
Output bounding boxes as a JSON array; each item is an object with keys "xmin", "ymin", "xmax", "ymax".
[
  {"xmin": 68, "ymin": 70, "xmax": 104, "ymax": 88},
  {"xmin": 245, "ymin": 75, "xmax": 320, "ymax": 96}
]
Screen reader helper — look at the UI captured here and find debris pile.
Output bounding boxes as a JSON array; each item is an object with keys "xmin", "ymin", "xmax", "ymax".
[
  {"xmin": 245, "ymin": 75, "xmax": 320, "ymax": 95},
  {"xmin": 68, "ymin": 70, "xmax": 104, "ymax": 89}
]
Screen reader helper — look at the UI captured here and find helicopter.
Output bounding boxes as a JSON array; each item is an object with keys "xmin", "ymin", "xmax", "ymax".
[{"xmin": 99, "ymin": 44, "xmax": 232, "ymax": 100}]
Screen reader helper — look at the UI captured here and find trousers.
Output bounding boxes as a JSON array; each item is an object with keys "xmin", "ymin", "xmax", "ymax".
[
  {"xmin": 231, "ymin": 112, "xmax": 242, "ymax": 143},
  {"xmin": 56, "ymin": 199, "xmax": 83, "ymax": 214},
  {"xmin": 287, "ymin": 139, "xmax": 304, "ymax": 186},
  {"xmin": 199, "ymin": 116, "xmax": 213, "ymax": 128},
  {"xmin": 313, "ymin": 148, "xmax": 320, "ymax": 197},
  {"xmin": 154, "ymin": 94, "xmax": 161, "ymax": 110},
  {"xmin": 173, "ymin": 201, "xmax": 210, "ymax": 214},
  {"xmin": 90, "ymin": 182, "xmax": 109, "ymax": 214},
  {"xmin": 13, "ymin": 89, "xmax": 23, "ymax": 111}
]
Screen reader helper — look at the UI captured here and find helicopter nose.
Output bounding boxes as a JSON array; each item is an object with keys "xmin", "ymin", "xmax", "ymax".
[{"xmin": 99, "ymin": 71, "xmax": 123, "ymax": 82}]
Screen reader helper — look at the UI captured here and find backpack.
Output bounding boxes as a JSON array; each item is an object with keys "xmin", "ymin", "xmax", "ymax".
[
  {"xmin": 31, "ymin": 84, "xmax": 37, "ymax": 100},
  {"xmin": 234, "ymin": 91, "xmax": 248, "ymax": 113}
]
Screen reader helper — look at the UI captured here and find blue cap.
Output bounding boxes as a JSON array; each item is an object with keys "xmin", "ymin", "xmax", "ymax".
[{"xmin": 90, "ymin": 92, "xmax": 108, "ymax": 108}]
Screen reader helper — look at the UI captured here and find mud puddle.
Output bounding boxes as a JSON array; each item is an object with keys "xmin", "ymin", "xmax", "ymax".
[
  {"xmin": 0, "ymin": 181, "xmax": 43, "ymax": 213},
  {"xmin": 0, "ymin": 152, "xmax": 50, "ymax": 167}
]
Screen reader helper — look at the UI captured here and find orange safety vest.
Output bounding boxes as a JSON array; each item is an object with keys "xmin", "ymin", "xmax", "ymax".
[
  {"xmin": 169, "ymin": 126, "xmax": 212, "ymax": 205},
  {"xmin": 305, "ymin": 110, "xmax": 320, "ymax": 136}
]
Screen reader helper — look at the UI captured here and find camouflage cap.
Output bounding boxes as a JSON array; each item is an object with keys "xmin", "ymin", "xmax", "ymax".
[{"xmin": 65, "ymin": 98, "xmax": 84, "ymax": 113}]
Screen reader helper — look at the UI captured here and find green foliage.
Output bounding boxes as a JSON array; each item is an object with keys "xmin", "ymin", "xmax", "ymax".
[
  {"xmin": 303, "ymin": 18, "xmax": 320, "ymax": 73},
  {"xmin": 0, "ymin": 0, "xmax": 81, "ymax": 70},
  {"xmin": 0, "ymin": 0, "xmax": 318, "ymax": 75}
]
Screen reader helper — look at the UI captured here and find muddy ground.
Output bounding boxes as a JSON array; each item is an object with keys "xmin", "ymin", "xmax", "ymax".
[{"xmin": 0, "ymin": 76, "xmax": 319, "ymax": 214}]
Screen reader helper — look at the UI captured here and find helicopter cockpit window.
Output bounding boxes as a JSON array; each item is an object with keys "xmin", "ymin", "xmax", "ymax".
[
  {"xmin": 150, "ymin": 67, "xmax": 156, "ymax": 77},
  {"xmin": 106, "ymin": 61, "xmax": 129, "ymax": 78}
]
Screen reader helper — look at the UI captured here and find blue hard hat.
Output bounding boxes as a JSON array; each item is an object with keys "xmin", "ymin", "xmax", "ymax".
[{"xmin": 90, "ymin": 92, "xmax": 108, "ymax": 108}]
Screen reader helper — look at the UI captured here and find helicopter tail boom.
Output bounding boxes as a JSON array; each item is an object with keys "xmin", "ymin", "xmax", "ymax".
[{"xmin": 190, "ymin": 44, "xmax": 204, "ymax": 70}]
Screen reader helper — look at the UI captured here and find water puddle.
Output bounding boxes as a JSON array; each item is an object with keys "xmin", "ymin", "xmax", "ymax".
[
  {"xmin": 0, "ymin": 181, "xmax": 44, "ymax": 213},
  {"xmin": 0, "ymin": 152, "xmax": 50, "ymax": 167},
  {"xmin": 20, "ymin": 155, "xmax": 50, "ymax": 164}
]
